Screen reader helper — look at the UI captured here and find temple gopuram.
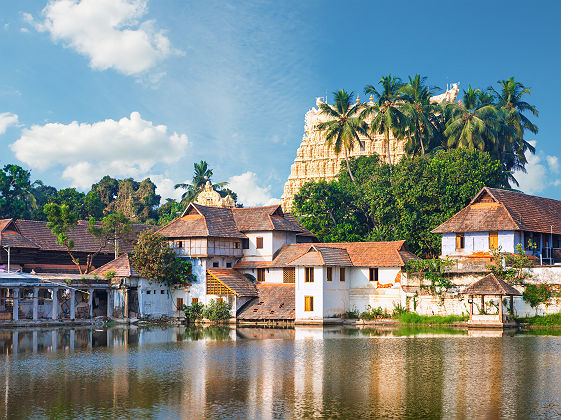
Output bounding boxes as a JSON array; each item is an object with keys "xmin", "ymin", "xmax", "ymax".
[{"xmin": 280, "ymin": 83, "xmax": 460, "ymax": 211}]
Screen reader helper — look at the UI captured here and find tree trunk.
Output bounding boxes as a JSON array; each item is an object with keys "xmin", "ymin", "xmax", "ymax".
[
  {"xmin": 344, "ymin": 148, "xmax": 355, "ymax": 182},
  {"xmin": 386, "ymin": 130, "xmax": 392, "ymax": 166}
]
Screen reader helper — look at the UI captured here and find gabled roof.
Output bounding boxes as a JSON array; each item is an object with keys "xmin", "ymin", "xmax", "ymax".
[
  {"xmin": 232, "ymin": 205, "xmax": 309, "ymax": 233},
  {"xmin": 158, "ymin": 203, "xmax": 246, "ymax": 239},
  {"xmin": 93, "ymin": 253, "xmax": 138, "ymax": 277},
  {"xmin": 461, "ymin": 273, "xmax": 522, "ymax": 296},
  {"xmin": 207, "ymin": 269, "xmax": 258, "ymax": 297},
  {"xmin": 432, "ymin": 186, "xmax": 561, "ymax": 234},
  {"xmin": 263, "ymin": 241, "xmax": 416, "ymax": 268},
  {"xmin": 288, "ymin": 245, "xmax": 353, "ymax": 267},
  {"xmin": 236, "ymin": 284, "xmax": 295, "ymax": 320},
  {"xmin": 0, "ymin": 219, "xmax": 39, "ymax": 249}
]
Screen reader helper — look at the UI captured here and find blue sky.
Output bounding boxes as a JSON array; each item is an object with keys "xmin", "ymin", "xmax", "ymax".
[{"xmin": 0, "ymin": 0, "xmax": 559, "ymax": 205}]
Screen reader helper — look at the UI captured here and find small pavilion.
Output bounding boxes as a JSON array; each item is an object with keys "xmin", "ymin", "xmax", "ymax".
[{"xmin": 461, "ymin": 273, "xmax": 522, "ymax": 328}]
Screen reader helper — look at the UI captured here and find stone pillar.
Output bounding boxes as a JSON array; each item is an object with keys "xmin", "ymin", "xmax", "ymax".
[
  {"xmin": 52, "ymin": 288, "xmax": 58, "ymax": 320},
  {"xmin": 32, "ymin": 287, "xmax": 39, "ymax": 321},
  {"xmin": 89, "ymin": 289, "xmax": 94, "ymax": 318},
  {"xmin": 12, "ymin": 288, "xmax": 19, "ymax": 321},
  {"xmin": 106, "ymin": 289, "xmax": 111, "ymax": 318},
  {"xmin": 70, "ymin": 289, "xmax": 76, "ymax": 320},
  {"xmin": 498, "ymin": 295, "xmax": 503, "ymax": 322}
]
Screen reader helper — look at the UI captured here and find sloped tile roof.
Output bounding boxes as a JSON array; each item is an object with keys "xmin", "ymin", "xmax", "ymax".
[
  {"xmin": 461, "ymin": 274, "xmax": 522, "ymax": 296},
  {"xmin": 269, "ymin": 241, "xmax": 415, "ymax": 268},
  {"xmin": 288, "ymin": 246, "xmax": 353, "ymax": 266},
  {"xmin": 233, "ymin": 260, "xmax": 273, "ymax": 269},
  {"xmin": 432, "ymin": 186, "xmax": 561, "ymax": 234},
  {"xmin": 207, "ymin": 269, "xmax": 258, "ymax": 297},
  {"xmin": 0, "ymin": 219, "xmax": 39, "ymax": 248},
  {"xmin": 232, "ymin": 205, "xmax": 310, "ymax": 233},
  {"xmin": 236, "ymin": 284, "xmax": 295, "ymax": 320},
  {"xmin": 93, "ymin": 253, "xmax": 138, "ymax": 277}
]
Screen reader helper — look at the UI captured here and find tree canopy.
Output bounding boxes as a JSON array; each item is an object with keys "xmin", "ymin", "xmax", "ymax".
[{"xmin": 293, "ymin": 149, "xmax": 509, "ymax": 258}]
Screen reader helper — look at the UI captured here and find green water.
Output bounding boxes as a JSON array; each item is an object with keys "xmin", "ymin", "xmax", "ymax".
[{"xmin": 0, "ymin": 325, "xmax": 559, "ymax": 418}]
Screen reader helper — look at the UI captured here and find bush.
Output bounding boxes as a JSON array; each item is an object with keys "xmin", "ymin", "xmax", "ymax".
[
  {"xmin": 397, "ymin": 313, "xmax": 468, "ymax": 325},
  {"xmin": 346, "ymin": 308, "xmax": 360, "ymax": 319},
  {"xmin": 360, "ymin": 306, "xmax": 390, "ymax": 320},
  {"xmin": 203, "ymin": 299, "xmax": 232, "ymax": 321},
  {"xmin": 519, "ymin": 313, "xmax": 561, "ymax": 326},
  {"xmin": 392, "ymin": 303, "xmax": 408, "ymax": 318},
  {"xmin": 183, "ymin": 302, "xmax": 204, "ymax": 322},
  {"xmin": 523, "ymin": 284, "xmax": 551, "ymax": 309}
]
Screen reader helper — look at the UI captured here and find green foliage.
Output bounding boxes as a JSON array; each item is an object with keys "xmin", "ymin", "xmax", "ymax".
[
  {"xmin": 157, "ymin": 199, "xmax": 184, "ymax": 225},
  {"xmin": 131, "ymin": 230, "xmax": 193, "ymax": 284},
  {"xmin": 293, "ymin": 149, "xmax": 508, "ymax": 257},
  {"xmin": 397, "ymin": 313, "xmax": 469, "ymax": 325},
  {"xmin": 523, "ymin": 284, "xmax": 552, "ymax": 309},
  {"xmin": 202, "ymin": 299, "xmax": 232, "ymax": 320},
  {"xmin": 183, "ymin": 302, "xmax": 205, "ymax": 322},
  {"xmin": 174, "ymin": 160, "xmax": 235, "ymax": 206},
  {"xmin": 405, "ymin": 258, "xmax": 454, "ymax": 296},
  {"xmin": 346, "ymin": 308, "xmax": 360, "ymax": 319},
  {"xmin": 104, "ymin": 270, "xmax": 116, "ymax": 281},
  {"xmin": 486, "ymin": 244, "xmax": 534, "ymax": 284},
  {"xmin": 0, "ymin": 164, "xmax": 39, "ymax": 219},
  {"xmin": 518, "ymin": 313, "xmax": 561, "ymax": 326},
  {"xmin": 392, "ymin": 303, "xmax": 408, "ymax": 317},
  {"xmin": 360, "ymin": 306, "xmax": 390, "ymax": 320}
]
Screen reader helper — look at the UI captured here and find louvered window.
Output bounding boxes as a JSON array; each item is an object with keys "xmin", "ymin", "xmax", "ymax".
[{"xmin": 283, "ymin": 268, "xmax": 295, "ymax": 283}]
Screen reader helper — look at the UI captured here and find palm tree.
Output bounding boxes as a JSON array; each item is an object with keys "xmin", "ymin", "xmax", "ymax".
[
  {"xmin": 316, "ymin": 90, "xmax": 369, "ymax": 182},
  {"xmin": 490, "ymin": 77, "xmax": 537, "ymax": 182},
  {"xmin": 362, "ymin": 74, "xmax": 408, "ymax": 165},
  {"xmin": 443, "ymin": 86, "xmax": 498, "ymax": 151},
  {"xmin": 174, "ymin": 160, "xmax": 227, "ymax": 203},
  {"xmin": 399, "ymin": 74, "xmax": 443, "ymax": 156}
]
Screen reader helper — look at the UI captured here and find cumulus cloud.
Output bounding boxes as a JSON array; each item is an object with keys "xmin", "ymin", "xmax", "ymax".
[
  {"xmin": 0, "ymin": 112, "xmax": 18, "ymax": 134},
  {"xmin": 517, "ymin": 141, "xmax": 561, "ymax": 194},
  {"xmin": 228, "ymin": 171, "xmax": 280, "ymax": 207},
  {"xmin": 148, "ymin": 174, "xmax": 188, "ymax": 202},
  {"xmin": 26, "ymin": 0, "xmax": 177, "ymax": 75},
  {"xmin": 10, "ymin": 112, "xmax": 188, "ymax": 189}
]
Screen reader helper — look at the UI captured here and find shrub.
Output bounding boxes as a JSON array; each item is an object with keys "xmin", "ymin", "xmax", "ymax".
[
  {"xmin": 203, "ymin": 299, "xmax": 232, "ymax": 321},
  {"xmin": 398, "ymin": 313, "xmax": 468, "ymax": 325},
  {"xmin": 520, "ymin": 313, "xmax": 561, "ymax": 326},
  {"xmin": 346, "ymin": 308, "xmax": 360, "ymax": 319},
  {"xmin": 360, "ymin": 306, "xmax": 389, "ymax": 320},
  {"xmin": 523, "ymin": 284, "xmax": 552, "ymax": 309},
  {"xmin": 183, "ymin": 302, "xmax": 204, "ymax": 322},
  {"xmin": 392, "ymin": 303, "xmax": 408, "ymax": 317}
]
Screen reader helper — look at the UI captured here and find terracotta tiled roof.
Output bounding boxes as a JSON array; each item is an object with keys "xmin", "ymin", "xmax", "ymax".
[
  {"xmin": 93, "ymin": 254, "xmax": 138, "ymax": 277},
  {"xmin": 432, "ymin": 186, "xmax": 561, "ymax": 234},
  {"xmin": 233, "ymin": 260, "xmax": 273, "ymax": 269},
  {"xmin": 159, "ymin": 204, "xmax": 246, "ymax": 239},
  {"xmin": 0, "ymin": 219, "xmax": 39, "ymax": 248},
  {"xmin": 288, "ymin": 245, "xmax": 353, "ymax": 266},
  {"xmin": 207, "ymin": 269, "xmax": 258, "ymax": 297},
  {"xmin": 461, "ymin": 274, "xmax": 522, "ymax": 296},
  {"xmin": 232, "ymin": 205, "xmax": 310, "ymax": 233},
  {"xmin": 236, "ymin": 284, "xmax": 295, "ymax": 320},
  {"xmin": 270, "ymin": 241, "xmax": 415, "ymax": 268}
]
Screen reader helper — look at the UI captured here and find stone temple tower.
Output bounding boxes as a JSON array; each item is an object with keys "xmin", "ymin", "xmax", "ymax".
[{"xmin": 280, "ymin": 84, "xmax": 460, "ymax": 211}]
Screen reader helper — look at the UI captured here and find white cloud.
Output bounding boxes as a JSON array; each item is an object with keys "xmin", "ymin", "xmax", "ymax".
[
  {"xmin": 0, "ymin": 112, "xmax": 18, "ymax": 134},
  {"xmin": 26, "ymin": 0, "xmax": 177, "ymax": 75},
  {"xmin": 517, "ymin": 141, "xmax": 561, "ymax": 194},
  {"xmin": 148, "ymin": 174, "xmax": 188, "ymax": 202},
  {"xmin": 228, "ymin": 171, "xmax": 280, "ymax": 207},
  {"xmin": 10, "ymin": 112, "xmax": 188, "ymax": 190}
]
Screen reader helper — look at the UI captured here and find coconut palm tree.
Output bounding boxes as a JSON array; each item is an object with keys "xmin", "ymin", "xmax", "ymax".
[
  {"xmin": 316, "ymin": 90, "xmax": 369, "ymax": 182},
  {"xmin": 443, "ymin": 86, "xmax": 498, "ymax": 151},
  {"xmin": 174, "ymin": 160, "xmax": 227, "ymax": 203},
  {"xmin": 399, "ymin": 74, "xmax": 443, "ymax": 156},
  {"xmin": 362, "ymin": 74, "xmax": 408, "ymax": 165}
]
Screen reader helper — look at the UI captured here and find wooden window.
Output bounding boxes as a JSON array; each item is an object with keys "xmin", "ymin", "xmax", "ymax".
[
  {"xmin": 456, "ymin": 233, "xmax": 465, "ymax": 250},
  {"xmin": 234, "ymin": 242, "xmax": 240, "ymax": 249},
  {"xmin": 213, "ymin": 262, "xmax": 219, "ymax": 268},
  {"xmin": 283, "ymin": 268, "xmax": 295, "ymax": 283},
  {"xmin": 257, "ymin": 268, "xmax": 265, "ymax": 282},
  {"xmin": 305, "ymin": 267, "xmax": 314, "ymax": 283},
  {"xmin": 177, "ymin": 241, "xmax": 183, "ymax": 248},
  {"xmin": 304, "ymin": 296, "xmax": 314, "ymax": 312},
  {"xmin": 177, "ymin": 298, "xmax": 183, "ymax": 309},
  {"xmin": 327, "ymin": 267, "xmax": 332, "ymax": 282},
  {"xmin": 369, "ymin": 268, "xmax": 379, "ymax": 282},
  {"xmin": 242, "ymin": 239, "xmax": 250, "ymax": 249},
  {"xmin": 489, "ymin": 232, "xmax": 498, "ymax": 250},
  {"xmin": 191, "ymin": 298, "xmax": 198, "ymax": 304},
  {"xmin": 226, "ymin": 262, "xmax": 232, "ymax": 268},
  {"xmin": 340, "ymin": 268, "xmax": 345, "ymax": 282},
  {"xmin": 256, "ymin": 237, "xmax": 264, "ymax": 249}
]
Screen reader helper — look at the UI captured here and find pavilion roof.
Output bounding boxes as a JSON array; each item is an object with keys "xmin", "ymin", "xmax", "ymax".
[{"xmin": 461, "ymin": 274, "xmax": 522, "ymax": 296}]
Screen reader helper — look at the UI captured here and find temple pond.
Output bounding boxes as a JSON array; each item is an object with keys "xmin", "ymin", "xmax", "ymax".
[{"xmin": 1, "ymin": 325, "xmax": 561, "ymax": 418}]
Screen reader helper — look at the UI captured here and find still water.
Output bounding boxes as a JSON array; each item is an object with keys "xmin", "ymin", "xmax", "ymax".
[{"xmin": 0, "ymin": 325, "xmax": 560, "ymax": 419}]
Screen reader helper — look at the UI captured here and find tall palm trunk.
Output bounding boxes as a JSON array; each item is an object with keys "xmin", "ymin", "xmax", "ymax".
[
  {"xmin": 344, "ymin": 148, "xmax": 355, "ymax": 182},
  {"xmin": 418, "ymin": 122, "xmax": 425, "ymax": 155},
  {"xmin": 385, "ymin": 129, "xmax": 392, "ymax": 165}
]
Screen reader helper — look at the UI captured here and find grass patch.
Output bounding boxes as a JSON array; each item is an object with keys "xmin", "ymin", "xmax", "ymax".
[
  {"xmin": 518, "ymin": 313, "xmax": 561, "ymax": 326},
  {"xmin": 397, "ymin": 313, "xmax": 469, "ymax": 325}
]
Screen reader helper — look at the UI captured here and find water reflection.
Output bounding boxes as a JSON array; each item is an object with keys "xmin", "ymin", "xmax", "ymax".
[{"xmin": 0, "ymin": 325, "xmax": 560, "ymax": 418}]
